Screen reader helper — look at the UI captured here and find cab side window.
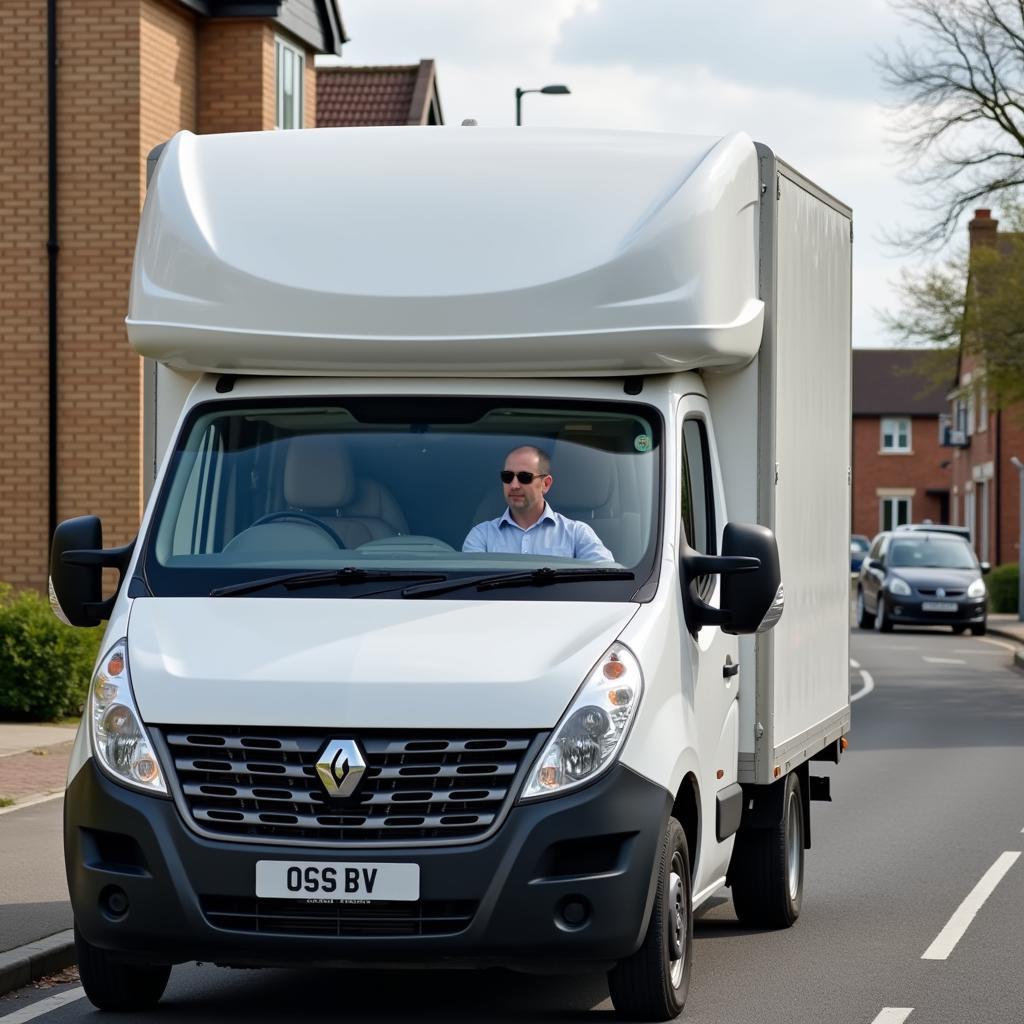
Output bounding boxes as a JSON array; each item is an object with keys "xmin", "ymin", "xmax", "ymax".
[{"xmin": 681, "ymin": 418, "xmax": 716, "ymax": 598}]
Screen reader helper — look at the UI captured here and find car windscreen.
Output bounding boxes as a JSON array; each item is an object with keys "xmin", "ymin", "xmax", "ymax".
[
  {"xmin": 888, "ymin": 537, "xmax": 977, "ymax": 570},
  {"xmin": 140, "ymin": 395, "xmax": 661, "ymax": 601}
]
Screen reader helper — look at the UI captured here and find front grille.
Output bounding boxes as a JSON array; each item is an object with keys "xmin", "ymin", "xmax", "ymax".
[
  {"xmin": 918, "ymin": 588, "xmax": 966, "ymax": 597},
  {"xmin": 201, "ymin": 895, "xmax": 476, "ymax": 937},
  {"xmin": 159, "ymin": 727, "xmax": 538, "ymax": 845}
]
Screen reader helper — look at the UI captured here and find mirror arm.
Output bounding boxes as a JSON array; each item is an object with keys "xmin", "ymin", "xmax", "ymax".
[
  {"xmin": 687, "ymin": 553, "xmax": 760, "ymax": 576},
  {"xmin": 62, "ymin": 540, "xmax": 136, "ymax": 621}
]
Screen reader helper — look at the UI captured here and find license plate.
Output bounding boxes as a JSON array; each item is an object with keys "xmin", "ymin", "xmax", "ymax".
[
  {"xmin": 921, "ymin": 602, "xmax": 957, "ymax": 613},
  {"xmin": 256, "ymin": 861, "xmax": 419, "ymax": 901}
]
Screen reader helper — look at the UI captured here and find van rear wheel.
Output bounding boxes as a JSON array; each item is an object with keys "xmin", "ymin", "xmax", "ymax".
[
  {"xmin": 729, "ymin": 771, "xmax": 804, "ymax": 928},
  {"xmin": 75, "ymin": 925, "xmax": 171, "ymax": 1011},
  {"xmin": 607, "ymin": 816, "xmax": 692, "ymax": 1021}
]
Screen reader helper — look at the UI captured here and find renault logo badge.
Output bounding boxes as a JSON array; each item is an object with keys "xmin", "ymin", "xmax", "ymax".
[{"xmin": 315, "ymin": 739, "xmax": 367, "ymax": 798}]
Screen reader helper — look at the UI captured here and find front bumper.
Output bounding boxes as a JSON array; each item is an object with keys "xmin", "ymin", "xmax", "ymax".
[
  {"xmin": 65, "ymin": 759, "xmax": 671, "ymax": 969},
  {"xmin": 886, "ymin": 594, "xmax": 986, "ymax": 627}
]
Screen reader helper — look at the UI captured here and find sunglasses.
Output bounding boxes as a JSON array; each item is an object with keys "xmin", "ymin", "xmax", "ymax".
[{"xmin": 500, "ymin": 470, "xmax": 549, "ymax": 485}]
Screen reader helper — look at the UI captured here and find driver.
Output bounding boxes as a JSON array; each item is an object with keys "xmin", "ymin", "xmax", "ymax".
[{"xmin": 462, "ymin": 445, "xmax": 613, "ymax": 561}]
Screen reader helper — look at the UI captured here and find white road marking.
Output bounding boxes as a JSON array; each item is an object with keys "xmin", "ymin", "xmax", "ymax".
[
  {"xmin": 0, "ymin": 988, "xmax": 87, "ymax": 1023},
  {"xmin": 870, "ymin": 1010, "xmax": 913, "ymax": 1024},
  {"xmin": 922, "ymin": 657, "xmax": 966, "ymax": 665},
  {"xmin": 921, "ymin": 851, "xmax": 1021, "ymax": 960},
  {"xmin": 951, "ymin": 649, "xmax": 1005, "ymax": 655},
  {"xmin": 0, "ymin": 792, "xmax": 63, "ymax": 817},
  {"xmin": 850, "ymin": 658, "xmax": 861, "ymax": 669},
  {"xmin": 851, "ymin": 665, "xmax": 874, "ymax": 702},
  {"xmin": 978, "ymin": 637, "xmax": 1019, "ymax": 654}
]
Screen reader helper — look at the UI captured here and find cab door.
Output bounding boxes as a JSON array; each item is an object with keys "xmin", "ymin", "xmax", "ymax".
[{"xmin": 677, "ymin": 396, "xmax": 741, "ymax": 883}]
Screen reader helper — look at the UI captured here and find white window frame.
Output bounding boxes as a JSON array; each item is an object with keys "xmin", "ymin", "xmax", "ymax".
[
  {"xmin": 880, "ymin": 416, "xmax": 912, "ymax": 453},
  {"xmin": 275, "ymin": 36, "xmax": 304, "ymax": 130},
  {"xmin": 880, "ymin": 495, "xmax": 911, "ymax": 532},
  {"xmin": 977, "ymin": 382, "xmax": 988, "ymax": 432}
]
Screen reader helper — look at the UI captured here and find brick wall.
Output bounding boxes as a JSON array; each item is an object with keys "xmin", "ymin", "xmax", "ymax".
[
  {"xmin": 199, "ymin": 20, "xmax": 273, "ymax": 133},
  {"xmin": 852, "ymin": 415, "xmax": 951, "ymax": 538},
  {"xmin": 56, "ymin": 1, "xmax": 144, "ymax": 568},
  {"xmin": 0, "ymin": 3, "xmax": 50, "ymax": 590}
]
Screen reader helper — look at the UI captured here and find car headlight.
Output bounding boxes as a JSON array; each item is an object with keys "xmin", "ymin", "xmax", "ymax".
[
  {"xmin": 88, "ymin": 640, "xmax": 167, "ymax": 795},
  {"xmin": 520, "ymin": 642, "xmax": 643, "ymax": 801},
  {"xmin": 889, "ymin": 577, "xmax": 912, "ymax": 596},
  {"xmin": 967, "ymin": 578, "xmax": 986, "ymax": 599}
]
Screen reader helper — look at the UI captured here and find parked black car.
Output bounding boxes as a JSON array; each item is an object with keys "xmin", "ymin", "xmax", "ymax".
[
  {"xmin": 894, "ymin": 522, "xmax": 971, "ymax": 540},
  {"xmin": 856, "ymin": 530, "xmax": 989, "ymax": 635}
]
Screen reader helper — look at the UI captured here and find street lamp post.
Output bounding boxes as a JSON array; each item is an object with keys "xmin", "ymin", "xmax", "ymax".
[
  {"xmin": 1011, "ymin": 456, "xmax": 1024, "ymax": 621},
  {"xmin": 515, "ymin": 84, "xmax": 571, "ymax": 126}
]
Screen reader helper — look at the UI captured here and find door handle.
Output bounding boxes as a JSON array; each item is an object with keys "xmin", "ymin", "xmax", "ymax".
[{"xmin": 723, "ymin": 657, "xmax": 739, "ymax": 679}]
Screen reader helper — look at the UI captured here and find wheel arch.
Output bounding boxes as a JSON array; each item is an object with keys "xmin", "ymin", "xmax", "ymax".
[{"xmin": 670, "ymin": 772, "xmax": 701, "ymax": 881}]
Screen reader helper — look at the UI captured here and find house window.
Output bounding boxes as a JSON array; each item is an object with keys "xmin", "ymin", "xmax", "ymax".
[
  {"xmin": 880, "ymin": 417, "xmax": 911, "ymax": 453},
  {"xmin": 881, "ymin": 496, "xmax": 911, "ymax": 531},
  {"xmin": 275, "ymin": 37, "xmax": 304, "ymax": 130}
]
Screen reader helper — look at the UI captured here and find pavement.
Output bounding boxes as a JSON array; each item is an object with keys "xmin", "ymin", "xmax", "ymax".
[{"xmin": 0, "ymin": 614, "xmax": 1022, "ymax": 998}]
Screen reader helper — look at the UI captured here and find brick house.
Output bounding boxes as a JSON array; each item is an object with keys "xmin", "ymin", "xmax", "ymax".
[
  {"xmin": 945, "ymin": 209, "xmax": 1024, "ymax": 567},
  {"xmin": 0, "ymin": 0, "xmax": 345, "ymax": 592},
  {"xmin": 317, "ymin": 61, "xmax": 443, "ymax": 127},
  {"xmin": 851, "ymin": 350, "xmax": 952, "ymax": 538}
]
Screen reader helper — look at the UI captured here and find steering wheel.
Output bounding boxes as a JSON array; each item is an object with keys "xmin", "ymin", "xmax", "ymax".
[{"xmin": 248, "ymin": 511, "xmax": 346, "ymax": 548}]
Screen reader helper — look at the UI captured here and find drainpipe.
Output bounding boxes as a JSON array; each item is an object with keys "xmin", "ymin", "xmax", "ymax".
[{"xmin": 47, "ymin": 0, "xmax": 59, "ymax": 543}]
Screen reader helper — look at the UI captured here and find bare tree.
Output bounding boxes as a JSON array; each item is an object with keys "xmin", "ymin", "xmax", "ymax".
[{"xmin": 880, "ymin": 0, "xmax": 1024, "ymax": 247}]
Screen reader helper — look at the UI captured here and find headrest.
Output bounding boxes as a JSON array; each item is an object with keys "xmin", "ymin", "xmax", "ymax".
[
  {"xmin": 283, "ymin": 435, "xmax": 355, "ymax": 508},
  {"xmin": 550, "ymin": 444, "xmax": 614, "ymax": 509}
]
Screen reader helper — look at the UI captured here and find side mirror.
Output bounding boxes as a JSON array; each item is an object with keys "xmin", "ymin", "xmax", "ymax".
[
  {"xmin": 980, "ymin": 561, "xmax": 991, "ymax": 574},
  {"xmin": 49, "ymin": 516, "xmax": 135, "ymax": 627},
  {"xmin": 680, "ymin": 522, "xmax": 783, "ymax": 635}
]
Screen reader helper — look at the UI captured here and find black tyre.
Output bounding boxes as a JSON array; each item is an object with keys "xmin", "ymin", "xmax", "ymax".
[
  {"xmin": 855, "ymin": 589, "xmax": 873, "ymax": 629},
  {"xmin": 971, "ymin": 621, "xmax": 987, "ymax": 636},
  {"xmin": 75, "ymin": 925, "xmax": 171, "ymax": 1011},
  {"xmin": 874, "ymin": 594, "xmax": 893, "ymax": 633},
  {"xmin": 607, "ymin": 817, "xmax": 692, "ymax": 1021},
  {"xmin": 951, "ymin": 625, "xmax": 967, "ymax": 635},
  {"xmin": 729, "ymin": 772, "xmax": 804, "ymax": 929}
]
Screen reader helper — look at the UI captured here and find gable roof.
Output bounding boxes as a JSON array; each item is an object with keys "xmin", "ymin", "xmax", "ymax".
[
  {"xmin": 852, "ymin": 349, "xmax": 950, "ymax": 416},
  {"xmin": 316, "ymin": 61, "xmax": 443, "ymax": 127}
]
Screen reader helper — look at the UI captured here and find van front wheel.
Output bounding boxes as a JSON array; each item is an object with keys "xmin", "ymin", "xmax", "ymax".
[
  {"xmin": 607, "ymin": 816, "xmax": 692, "ymax": 1021},
  {"xmin": 75, "ymin": 925, "xmax": 171, "ymax": 1011}
]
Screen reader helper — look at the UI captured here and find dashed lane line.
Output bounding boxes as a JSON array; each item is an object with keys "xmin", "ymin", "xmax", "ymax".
[
  {"xmin": 870, "ymin": 1010, "xmax": 913, "ymax": 1024},
  {"xmin": 0, "ymin": 988, "xmax": 87, "ymax": 1023},
  {"xmin": 922, "ymin": 656, "xmax": 966, "ymax": 665},
  {"xmin": 921, "ymin": 851, "xmax": 1021, "ymax": 960}
]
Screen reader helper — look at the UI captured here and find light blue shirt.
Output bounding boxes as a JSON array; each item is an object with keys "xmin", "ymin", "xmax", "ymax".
[{"xmin": 462, "ymin": 503, "xmax": 613, "ymax": 561}]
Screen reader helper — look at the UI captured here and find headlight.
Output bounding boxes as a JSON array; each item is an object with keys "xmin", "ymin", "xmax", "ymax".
[
  {"xmin": 520, "ymin": 642, "xmax": 643, "ymax": 801},
  {"xmin": 967, "ymin": 578, "xmax": 986, "ymax": 599},
  {"xmin": 889, "ymin": 577, "xmax": 912, "ymax": 596},
  {"xmin": 88, "ymin": 640, "xmax": 167, "ymax": 795}
]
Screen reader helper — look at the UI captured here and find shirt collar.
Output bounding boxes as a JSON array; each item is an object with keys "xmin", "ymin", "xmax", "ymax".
[{"xmin": 499, "ymin": 502, "xmax": 558, "ymax": 529}]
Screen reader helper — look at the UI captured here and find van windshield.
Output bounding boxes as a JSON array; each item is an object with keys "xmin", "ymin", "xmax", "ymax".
[{"xmin": 140, "ymin": 396, "xmax": 661, "ymax": 601}]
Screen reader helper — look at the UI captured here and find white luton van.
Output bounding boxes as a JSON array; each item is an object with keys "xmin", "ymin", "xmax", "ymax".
[{"xmin": 50, "ymin": 127, "xmax": 851, "ymax": 1020}]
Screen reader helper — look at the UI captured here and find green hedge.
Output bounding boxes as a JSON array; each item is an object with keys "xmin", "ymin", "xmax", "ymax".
[
  {"xmin": 0, "ymin": 584, "xmax": 103, "ymax": 721},
  {"xmin": 987, "ymin": 563, "xmax": 1019, "ymax": 614}
]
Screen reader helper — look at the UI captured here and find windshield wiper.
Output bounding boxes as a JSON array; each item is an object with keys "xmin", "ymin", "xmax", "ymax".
[
  {"xmin": 210, "ymin": 568, "xmax": 448, "ymax": 597},
  {"xmin": 401, "ymin": 566, "xmax": 635, "ymax": 599}
]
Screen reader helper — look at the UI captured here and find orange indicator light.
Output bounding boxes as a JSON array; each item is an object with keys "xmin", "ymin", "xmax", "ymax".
[
  {"xmin": 539, "ymin": 766, "xmax": 560, "ymax": 788},
  {"xmin": 716, "ymin": 769, "xmax": 724, "ymax": 780},
  {"xmin": 840, "ymin": 737, "xmax": 849, "ymax": 751},
  {"xmin": 108, "ymin": 653, "xmax": 125, "ymax": 676},
  {"xmin": 603, "ymin": 656, "xmax": 626, "ymax": 680},
  {"xmin": 773, "ymin": 766, "xmax": 781, "ymax": 778},
  {"xmin": 607, "ymin": 687, "xmax": 633, "ymax": 706}
]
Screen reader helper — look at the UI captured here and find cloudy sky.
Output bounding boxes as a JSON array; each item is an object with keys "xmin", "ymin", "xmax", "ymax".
[{"xmin": 321, "ymin": 0, "xmax": 951, "ymax": 348}]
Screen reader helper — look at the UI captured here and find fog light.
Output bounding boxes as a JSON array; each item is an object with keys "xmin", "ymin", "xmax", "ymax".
[
  {"xmin": 558, "ymin": 897, "xmax": 590, "ymax": 929},
  {"xmin": 101, "ymin": 886, "xmax": 129, "ymax": 919}
]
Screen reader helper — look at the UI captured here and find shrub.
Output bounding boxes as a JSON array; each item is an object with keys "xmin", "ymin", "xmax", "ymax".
[
  {"xmin": 987, "ymin": 562, "xmax": 1019, "ymax": 614},
  {"xmin": 0, "ymin": 584, "xmax": 103, "ymax": 721}
]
